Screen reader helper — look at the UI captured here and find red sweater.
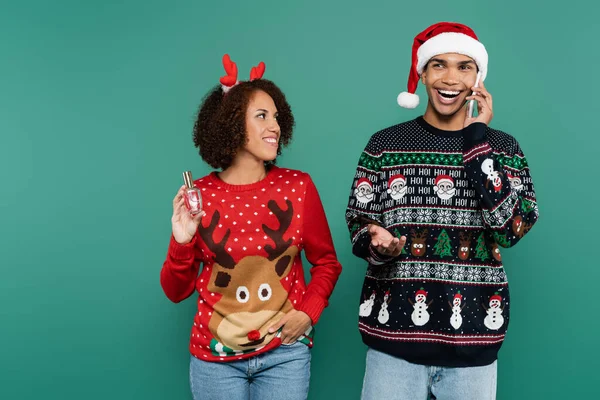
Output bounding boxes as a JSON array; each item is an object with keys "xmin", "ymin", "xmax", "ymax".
[{"xmin": 161, "ymin": 166, "xmax": 342, "ymax": 362}]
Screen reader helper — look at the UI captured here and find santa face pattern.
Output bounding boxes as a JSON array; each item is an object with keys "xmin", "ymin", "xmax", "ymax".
[
  {"xmin": 355, "ymin": 182, "xmax": 374, "ymax": 204},
  {"xmin": 508, "ymin": 174, "xmax": 524, "ymax": 191},
  {"xmin": 388, "ymin": 180, "xmax": 408, "ymax": 201},
  {"xmin": 433, "ymin": 175, "xmax": 457, "ymax": 201}
]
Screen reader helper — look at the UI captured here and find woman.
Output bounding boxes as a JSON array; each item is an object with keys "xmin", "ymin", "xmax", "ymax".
[{"xmin": 160, "ymin": 54, "xmax": 342, "ymax": 400}]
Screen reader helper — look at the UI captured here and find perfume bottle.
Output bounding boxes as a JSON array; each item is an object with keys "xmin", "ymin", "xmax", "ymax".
[{"xmin": 182, "ymin": 171, "xmax": 202, "ymax": 215}]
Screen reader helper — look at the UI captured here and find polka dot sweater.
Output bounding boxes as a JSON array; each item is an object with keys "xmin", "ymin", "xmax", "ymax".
[
  {"xmin": 161, "ymin": 166, "xmax": 342, "ymax": 362},
  {"xmin": 346, "ymin": 117, "xmax": 539, "ymax": 367}
]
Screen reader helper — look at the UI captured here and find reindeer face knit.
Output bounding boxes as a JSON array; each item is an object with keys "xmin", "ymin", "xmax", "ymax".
[
  {"xmin": 161, "ymin": 167, "xmax": 342, "ymax": 362},
  {"xmin": 346, "ymin": 117, "xmax": 539, "ymax": 367}
]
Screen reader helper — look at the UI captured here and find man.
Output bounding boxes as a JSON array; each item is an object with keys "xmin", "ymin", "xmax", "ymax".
[{"xmin": 345, "ymin": 22, "xmax": 539, "ymax": 399}]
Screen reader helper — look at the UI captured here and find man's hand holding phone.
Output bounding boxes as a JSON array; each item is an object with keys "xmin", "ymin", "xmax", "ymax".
[{"xmin": 464, "ymin": 74, "xmax": 494, "ymax": 128}]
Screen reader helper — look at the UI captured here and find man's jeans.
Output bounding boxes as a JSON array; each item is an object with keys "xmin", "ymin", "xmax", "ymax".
[{"xmin": 361, "ymin": 347, "xmax": 497, "ymax": 400}]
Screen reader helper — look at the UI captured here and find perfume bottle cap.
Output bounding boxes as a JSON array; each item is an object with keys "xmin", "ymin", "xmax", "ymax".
[{"xmin": 183, "ymin": 171, "xmax": 194, "ymax": 188}]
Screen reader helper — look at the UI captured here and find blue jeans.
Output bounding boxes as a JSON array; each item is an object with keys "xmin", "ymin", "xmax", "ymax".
[
  {"xmin": 189, "ymin": 342, "xmax": 311, "ymax": 400},
  {"xmin": 361, "ymin": 348, "xmax": 497, "ymax": 400}
]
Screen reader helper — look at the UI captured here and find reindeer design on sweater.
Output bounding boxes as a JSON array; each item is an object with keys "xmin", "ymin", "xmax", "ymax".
[
  {"xmin": 410, "ymin": 229, "xmax": 429, "ymax": 257},
  {"xmin": 458, "ymin": 231, "xmax": 472, "ymax": 261},
  {"xmin": 198, "ymin": 199, "xmax": 298, "ymax": 352}
]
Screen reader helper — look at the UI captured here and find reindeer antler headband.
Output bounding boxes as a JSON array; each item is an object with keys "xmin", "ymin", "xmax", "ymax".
[{"xmin": 219, "ymin": 54, "xmax": 266, "ymax": 94}]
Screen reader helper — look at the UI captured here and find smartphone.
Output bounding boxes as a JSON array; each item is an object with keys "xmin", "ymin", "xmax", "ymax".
[{"xmin": 466, "ymin": 72, "xmax": 482, "ymax": 119}]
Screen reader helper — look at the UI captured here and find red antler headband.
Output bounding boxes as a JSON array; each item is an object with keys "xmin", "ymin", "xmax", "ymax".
[{"xmin": 219, "ymin": 54, "xmax": 266, "ymax": 93}]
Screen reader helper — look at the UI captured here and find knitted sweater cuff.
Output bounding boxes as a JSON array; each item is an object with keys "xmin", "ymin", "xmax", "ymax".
[
  {"xmin": 463, "ymin": 122, "xmax": 488, "ymax": 150},
  {"xmin": 168, "ymin": 234, "xmax": 197, "ymax": 261},
  {"xmin": 298, "ymin": 293, "xmax": 328, "ymax": 325},
  {"xmin": 369, "ymin": 244, "xmax": 395, "ymax": 263}
]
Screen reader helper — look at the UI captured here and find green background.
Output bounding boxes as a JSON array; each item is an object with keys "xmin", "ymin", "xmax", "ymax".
[{"xmin": 1, "ymin": 1, "xmax": 596, "ymax": 399}]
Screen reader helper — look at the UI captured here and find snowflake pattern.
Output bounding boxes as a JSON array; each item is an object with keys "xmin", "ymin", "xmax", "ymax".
[
  {"xmin": 434, "ymin": 264, "xmax": 450, "ymax": 279},
  {"xmin": 437, "ymin": 210, "xmax": 453, "ymax": 224},
  {"xmin": 416, "ymin": 209, "xmax": 434, "ymax": 223},
  {"xmin": 396, "ymin": 209, "xmax": 412, "ymax": 222},
  {"xmin": 466, "ymin": 268, "xmax": 480, "ymax": 282},
  {"xmin": 451, "ymin": 266, "xmax": 466, "ymax": 281},
  {"xmin": 414, "ymin": 263, "xmax": 430, "ymax": 277},
  {"xmin": 368, "ymin": 263, "xmax": 506, "ymax": 284},
  {"xmin": 455, "ymin": 211, "xmax": 470, "ymax": 226},
  {"xmin": 483, "ymin": 193, "xmax": 518, "ymax": 228},
  {"xmin": 398, "ymin": 264, "xmax": 412, "ymax": 277}
]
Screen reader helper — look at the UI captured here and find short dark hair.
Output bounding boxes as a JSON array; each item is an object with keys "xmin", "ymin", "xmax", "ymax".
[{"xmin": 193, "ymin": 79, "xmax": 294, "ymax": 170}]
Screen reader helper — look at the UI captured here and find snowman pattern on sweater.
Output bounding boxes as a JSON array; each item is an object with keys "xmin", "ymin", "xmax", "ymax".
[
  {"xmin": 483, "ymin": 293, "xmax": 505, "ymax": 330},
  {"xmin": 377, "ymin": 291, "xmax": 392, "ymax": 324},
  {"xmin": 410, "ymin": 288, "xmax": 432, "ymax": 326},
  {"xmin": 359, "ymin": 290, "xmax": 377, "ymax": 317},
  {"xmin": 449, "ymin": 291, "xmax": 466, "ymax": 330}
]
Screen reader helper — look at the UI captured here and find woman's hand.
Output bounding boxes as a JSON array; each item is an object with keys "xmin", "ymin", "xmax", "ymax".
[{"xmin": 171, "ymin": 185, "xmax": 205, "ymax": 244}]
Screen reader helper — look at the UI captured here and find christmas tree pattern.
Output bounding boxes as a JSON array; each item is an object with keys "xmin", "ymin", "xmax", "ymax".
[
  {"xmin": 433, "ymin": 229, "xmax": 453, "ymax": 257},
  {"xmin": 350, "ymin": 223, "xmax": 359, "ymax": 238},
  {"xmin": 474, "ymin": 232, "xmax": 491, "ymax": 261},
  {"xmin": 493, "ymin": 232, "xmax": 510, "ymax": 247},
  {"xmin": 521, "ymin": 198, "xmax": 536, "ymax": 213}
]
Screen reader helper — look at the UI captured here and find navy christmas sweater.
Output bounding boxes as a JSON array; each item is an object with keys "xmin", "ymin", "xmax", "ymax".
[{"xmin": 345, "ymin": 117, "xmax": 539, "ymax": 367}]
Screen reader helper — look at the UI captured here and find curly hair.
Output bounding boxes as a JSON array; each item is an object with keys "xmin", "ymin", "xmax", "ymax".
[{"xmin": 193, "ymin": 79, "xmax": 295, "ymax": 170}]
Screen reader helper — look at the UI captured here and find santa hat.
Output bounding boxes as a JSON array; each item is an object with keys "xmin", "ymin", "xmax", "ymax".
[
  {"xmin": 490, "ymin": 293, "xmax": 502, "ymax": 302},
  {"xmin": 397, "ymin": 22, "xmax": 488, "ymax": 109},
  {"xmin": 387, "ymin": 174, "xmax": 406, "ymax": 193},
  {"xmin": 356, "ymin": 178, "xmax": 373, "ymax": 190},
  {"xmin": 453, "ymin": 291, "xmax": 463, "ymax": 301},
  {"xmin": 434, "ymin": 175, "xmax": 454, "ymax": 190},
  {"xmin": 416, "ymin": 288, "xmax": 428, "ymax": 297}
]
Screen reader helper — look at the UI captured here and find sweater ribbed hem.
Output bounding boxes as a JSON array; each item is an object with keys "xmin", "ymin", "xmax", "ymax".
[{"xmin": 362, "ymin": 332, "xmax": 501, "ymax": 368}]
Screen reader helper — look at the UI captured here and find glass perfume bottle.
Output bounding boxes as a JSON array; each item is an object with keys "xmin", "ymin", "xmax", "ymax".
[{"xmin": 182, "ymin": 171, "xmax": 202, "ymax": 215}]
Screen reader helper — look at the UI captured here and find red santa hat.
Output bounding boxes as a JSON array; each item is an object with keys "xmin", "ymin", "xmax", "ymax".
[
  {"xmin": 397, "ymin": 22, "xmax": 488, "ymax": 109},
  {"xmin": 356, "ymin": 178, "xmax": 373, "ymax": 191},
  {"xmin": 507, "ymin": 173, "xmax": 521, "ymax": 181},
  {"xmin": 416, "ymin": 288, "xmax": 428, "ymax": 297},
  {"xmin": 490, "ymin": 293, "xmax": 502, "ymax": 302},
  {"xmin": 453, "ymin": 291, "xmax": 463, "ymax": 301},
  {"xmin": 387, "ymin": 174, "xmax": 406, "ymax": 192},
  {"xmin": 434, "ymin": 175, "xmax": 454, "ymax": 187}
]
